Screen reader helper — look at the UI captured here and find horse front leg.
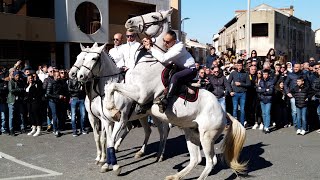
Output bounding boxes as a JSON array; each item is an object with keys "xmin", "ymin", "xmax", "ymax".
[
  {"xmin": 87, "ymin": 113, "xmax": 103, "ymax": 165},
  {"xmin": 100, "ymin": 121, "xmax": 122, "ymax": 176},
  {"xmin": 104, "ymin": 83, "xmax": 145, "ymax": 115}
]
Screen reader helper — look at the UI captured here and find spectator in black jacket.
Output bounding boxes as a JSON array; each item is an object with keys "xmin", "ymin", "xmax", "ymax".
[
  {"xmin": 68, "ymin": 78, "xmax": 87, "ymax": 136},
  {"xmin": 205, "ymin": 47, "xmax": 218, "ymax": 68},
  {"xmin": 46, "ymin": 71, "xmax": 68, "ymax": 137},
  {"xmin": 26, "ymin": 74, "xmax": 44, "ymax": 137},
  {"xmin": 195, "ymin": 69, "xmax": 209, "ymax": 89},
  {"xmin": 257, "ymin": 70, "xmax": 274, "ymax": 133},
  {"xmin": 245, "ymin": 65, "xmax": 258, "ymax": 127},
  {"xmin": 312, "ymin": 66, "xmax": 320, "ymax": 133},
  {"xmin": 208, "ymin": 67, "xmax": 231, "ymax": 111},
  {"xmin": 290, "ymin": 76, "xmax": 311, "ymax": 135},
  {"xmin": 285, "ymin": 63, "xmax": 306, "ymax": 128},
  {"xmin": 227, "ymin": 61, "xmax": 251, "ymax": 125},
  {"xmin": 247, "ymin": 50, "xmax": 263, "ymax": 70},
  {"xmin": 273, "ymin": 80, "xmax": 290, "ymax": 128},
  {"xmin": 0, "ymin": 70, "xmax": 8, "ymax": 134},
  {"xmin": 43, "ymin": 66, "xmax": 54, "ymax": 131}
]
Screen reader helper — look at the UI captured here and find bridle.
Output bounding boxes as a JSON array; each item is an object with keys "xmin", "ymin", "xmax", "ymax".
[
  {"xmin": 72, "ymin": 50, "xmax": 90, "ymax": 71},
  {"xmin": 139, "ymin": 12, "xmax": 167, "ymax": 38},
  {"xmin": 80, "ymin": 51, "xmax": 124, "ymax": 80}
]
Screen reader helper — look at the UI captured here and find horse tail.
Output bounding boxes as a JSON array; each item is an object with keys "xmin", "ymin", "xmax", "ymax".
[{"xmin": 222, "ymin": 113, "xmax": 248, "ymax": 174}]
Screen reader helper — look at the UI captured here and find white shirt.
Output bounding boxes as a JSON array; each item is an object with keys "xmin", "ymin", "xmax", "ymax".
[
  {"xmin": 109, "ymin": 45, "xmax": 124, "ymax": 68},
  {"xmin": 150, "ymin": 41, "xmax": 195, "ymax": 69},
  {"xmin": 119, "ymin": 41, "xmax": 141, "ymax": 69},
  {"xmin": 38, "ymin": 70, "xmax": 48, "ymax": 82}
]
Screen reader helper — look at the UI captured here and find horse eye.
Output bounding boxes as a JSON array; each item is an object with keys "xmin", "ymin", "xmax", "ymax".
[{"xmin": 151, "ymin": 15, "xmax": 159, "ymax": 20}]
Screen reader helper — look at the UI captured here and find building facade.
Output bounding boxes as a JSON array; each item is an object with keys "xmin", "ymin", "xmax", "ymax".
[
  {"xmin": 0, "ymin": 0, "xmax": 180, "ymax": 68},
  {"xmin": 315, "ymin": 28, "xmax": 320, "ymax": 61},
  {"xmin": 217, "ymin": 4, "xmax": 315, "ymax": 63}
]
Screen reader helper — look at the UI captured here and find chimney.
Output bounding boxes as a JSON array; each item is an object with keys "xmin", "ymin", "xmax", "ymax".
[{"xmin": 289, "ymin": 5, "xmax": 294, "ymax": 16}]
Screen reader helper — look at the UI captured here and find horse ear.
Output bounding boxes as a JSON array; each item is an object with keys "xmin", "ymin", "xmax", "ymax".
[
  {"xmin": 98, "ymin": 43, "xmax": 107, "ymax": 52},
  {"xmin": 168, "ymin": 8, "xmax": 173, "ymax": 15},
  {"xmin": 80, "ymin": 43, "xmax": 85, "ymax": 51},
  {"xmin": 92, "ymin": 42, "xmax": 98, "ymax": 48},
  {"xmin": 160, "ymin": 8, "xmax": 173, "ymax": 18}
]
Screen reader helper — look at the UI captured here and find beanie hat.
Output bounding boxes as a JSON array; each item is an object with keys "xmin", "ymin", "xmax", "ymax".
[{"xmin": 13, "ymin": 71, "xmax": 20, "ymax": 76}]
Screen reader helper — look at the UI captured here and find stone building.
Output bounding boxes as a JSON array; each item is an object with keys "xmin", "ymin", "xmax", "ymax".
[{"xmin": 217, "ymin": 4, "xmax": 315, "ymax": 63}]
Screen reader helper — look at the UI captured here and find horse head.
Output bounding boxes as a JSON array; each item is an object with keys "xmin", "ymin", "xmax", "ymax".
[
  {"xmin": 125, "ymin": 9, "xmax": 173, "ymax": 37},
  {"xmin": 69, "ymin": 42, "xmax": 98, "ymax": 80},
  {"xmin": 77, "ymin": 43, "xmax": 106, "ymax": 82}
]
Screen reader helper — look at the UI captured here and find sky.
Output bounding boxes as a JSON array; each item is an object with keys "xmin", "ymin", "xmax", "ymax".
[{"xmin": 181, "ymin": 0, "xmax": 320, "ymax": 44}]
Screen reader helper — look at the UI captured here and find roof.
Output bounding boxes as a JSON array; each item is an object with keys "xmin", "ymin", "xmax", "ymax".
[{"xmin": 185, "ymin": 39, "xmax": 207, "ymax": 49}]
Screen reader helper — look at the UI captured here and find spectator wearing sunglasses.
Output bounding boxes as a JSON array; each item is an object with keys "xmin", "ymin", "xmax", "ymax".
[{"xmin": 109, "ymin": 33, "xmax": 125, "ymax": 68}]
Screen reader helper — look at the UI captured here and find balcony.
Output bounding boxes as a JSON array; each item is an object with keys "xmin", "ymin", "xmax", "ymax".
[{"xmin": 0, "ymin": 13, "xmax": 55, "ymax": 42}]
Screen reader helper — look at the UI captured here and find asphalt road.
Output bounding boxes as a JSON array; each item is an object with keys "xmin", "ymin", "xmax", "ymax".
[{"xmin": 1, "ymin": 125, "xmax": 320, "ymax": 180}]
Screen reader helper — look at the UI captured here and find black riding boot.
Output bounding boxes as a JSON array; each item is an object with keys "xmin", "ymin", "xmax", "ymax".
[{"xmin": 159, "ymin": 83, "xmax": 176, "ymax": 113}]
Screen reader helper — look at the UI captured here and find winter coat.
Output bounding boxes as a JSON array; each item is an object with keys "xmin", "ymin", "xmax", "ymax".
[
  {"xmin": 227, "ymin": 70, "xmax": 250, "ymax": 93},
  {"xmin": 46, "ymin": 79, "xmax": 69, "ymax": 102},
  {"xmin": 25, "ymin": 81, "xmax": 44, "ymax": 103},
  {"xmin": 7, "ymin": 79, "xmax": 25, "ymax": 104},
  {"xmin": 284, "ymin": 71, "xmax": 306, "ymax": 94},
  {"xmin": 256, "ymin": 78, "xmax": 274, "ymax": 104},
  {"xmin": 208, "ymin": 71, "xmax": 231, "ymax": 99},
  {"xmin": 290, "ymin": 84, "xmax": 310, "ymax": 108},
  {"xmin": 68, "ymin": 79, "xmax": 86, "ymax": 99},
  {"xmin": 312, "ymin": 76, "xmax": 320, "ymax": 98}
]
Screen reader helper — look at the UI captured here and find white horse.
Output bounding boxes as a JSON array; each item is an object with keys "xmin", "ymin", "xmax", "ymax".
[
  {"xmin": 104, "ymin": 9, "xmax": 247, "ymax": 180},
  {"xmin": 76, "ymin": 44, "xmax": 170, "ymax": 174},
  {"xmin": 69, "ymin": 43, "xmax": 107, "ymax": 166}
]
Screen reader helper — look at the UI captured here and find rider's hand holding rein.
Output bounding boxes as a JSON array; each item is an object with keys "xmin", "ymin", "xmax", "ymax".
[{"xmin": 143, "ymin": 37, "xmax": 152, "ymax": 50}]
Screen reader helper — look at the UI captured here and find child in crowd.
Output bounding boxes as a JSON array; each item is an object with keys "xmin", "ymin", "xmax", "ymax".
[{"xmin": 290, "ymin": 76, "xmax": 310, "ymax": 135}]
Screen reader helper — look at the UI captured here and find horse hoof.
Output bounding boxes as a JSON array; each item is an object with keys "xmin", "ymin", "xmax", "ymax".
[
  {"xmin": 165, "ymin": 175, "xmax": 179, "ymax": 180},
  {"xmin": 134, "ymin": 151, "xmax": 144, "ymax": 159},
  {"xmin": 95, "ymin": 160, "xmax": 99, "ymax": 165},
  {"xmin": 97, "ymin": 161, "xmax": 105, "ymax": 167},
  {"xmin": 113, "ymin": 165, "xmax": 122, "ymax": 176},
  {"xmin": 100, "ymin": 164, "xmax": 111, "ymax": 173},
  {"xmin": 157, "ymin": 156, "xmax": 163, "ymax": 162}
]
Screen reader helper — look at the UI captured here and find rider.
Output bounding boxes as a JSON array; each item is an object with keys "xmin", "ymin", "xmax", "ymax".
[
  {"xmin": 144, "ymin": 30, "xmax": 196, "ymax": 112},
  {"xmin": 108, "ymin": 33, "xmax": 124, "ymax": 68},
  {"xmin": 118, "ymin": 30, "xmax": 141, "ymax": 72}
]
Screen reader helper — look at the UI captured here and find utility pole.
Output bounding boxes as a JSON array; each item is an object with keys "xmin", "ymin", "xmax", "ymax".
[{"xmin": 246, "ymin": 0, "xmax": 251, "ymax": 58}]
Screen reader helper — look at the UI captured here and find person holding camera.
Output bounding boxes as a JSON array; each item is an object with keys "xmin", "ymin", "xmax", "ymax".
[{"xmin": 195, "ymin": 69, "xmax": 210, "ymax": 89}]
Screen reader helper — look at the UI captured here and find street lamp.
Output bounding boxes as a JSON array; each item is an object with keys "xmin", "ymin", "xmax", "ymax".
[
  {"xmin": 180, "ymin": 17, "xmax": 190, "ymax": 41},
  {"xmin": 246, "ymin": 0, "xmax": 251, "ymax": 58}
]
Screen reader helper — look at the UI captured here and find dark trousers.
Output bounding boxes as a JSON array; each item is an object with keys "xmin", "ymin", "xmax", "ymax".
[
  {"xmin": 170, "ymin": 68, "xmax": 197, "ymax": 85},
  {"xmin": 27, "ymin": 101, "xmax": 42, "ymax": 126}
]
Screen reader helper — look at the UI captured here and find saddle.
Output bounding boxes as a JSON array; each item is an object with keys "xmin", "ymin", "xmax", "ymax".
[{"xmin": 160, "ymin": 64, "xmax": 199, "ymax": 102}]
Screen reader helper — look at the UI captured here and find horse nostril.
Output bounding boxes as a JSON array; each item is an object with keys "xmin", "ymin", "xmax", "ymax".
[
  {"xmin": 128, "ymin": 20, "xmax": 132, "ymax": 24},
  {"xmin": 72, "ymin": 72, "xmax": 75, "ymax": 77},
  {"xmin": 79, "ymin": 75, "xmax": 84, "ymax": 79}
]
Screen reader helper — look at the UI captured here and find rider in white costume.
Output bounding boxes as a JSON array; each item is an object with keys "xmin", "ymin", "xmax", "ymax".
[
  {"xmin": 118, "ymin": 30, "xmax": 141, "ymax": 71},
  {"xmin": 108, "ymin": 33, "xmax": 124, "ymax": 68},
  {"xmin": 144, "ymin": 30, "xmax": 196, "ymax": 112}
]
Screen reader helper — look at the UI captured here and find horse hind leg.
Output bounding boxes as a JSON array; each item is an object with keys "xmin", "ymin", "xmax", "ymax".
[
  {"xmin": 165, "ymin": 129, "xmax": 201, "ymax": 180},
  {"xmin": 135, "ymin": 117, "xmax": 151, "ymax": 159},
  {"xmin": 197, "ymin": 129, "xmax": 222, "ymax": 180},
  {"xmin": 114, "ymin": 122, "xmax": 133, "ymax": 152}
]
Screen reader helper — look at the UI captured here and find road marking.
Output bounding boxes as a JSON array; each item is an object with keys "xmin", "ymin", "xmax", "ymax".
[{"xmin": 0, "ymin": 152, "xmax": 63, "ymax": 180}]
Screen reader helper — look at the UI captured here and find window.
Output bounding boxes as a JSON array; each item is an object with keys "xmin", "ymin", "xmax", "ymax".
[
  {"xmin": 283, "ymin": 26, "xmax": 286, "ymax": 39},
  {"xmin": 276, "ymin": 24, "xmax": 281, "ymax": 38},
  {"xmin": 252, "ymin": 23, "xmax": 268, "ymax": 37}
]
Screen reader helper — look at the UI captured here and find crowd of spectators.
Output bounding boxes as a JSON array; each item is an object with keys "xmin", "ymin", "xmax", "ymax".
[
  {"xmin": 0, "ymin": 60, "xmax": 87, "ymax": 137},
  {"xmin": 195, "ymin": 47, "xmax": 320, "ymax": 135}
]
